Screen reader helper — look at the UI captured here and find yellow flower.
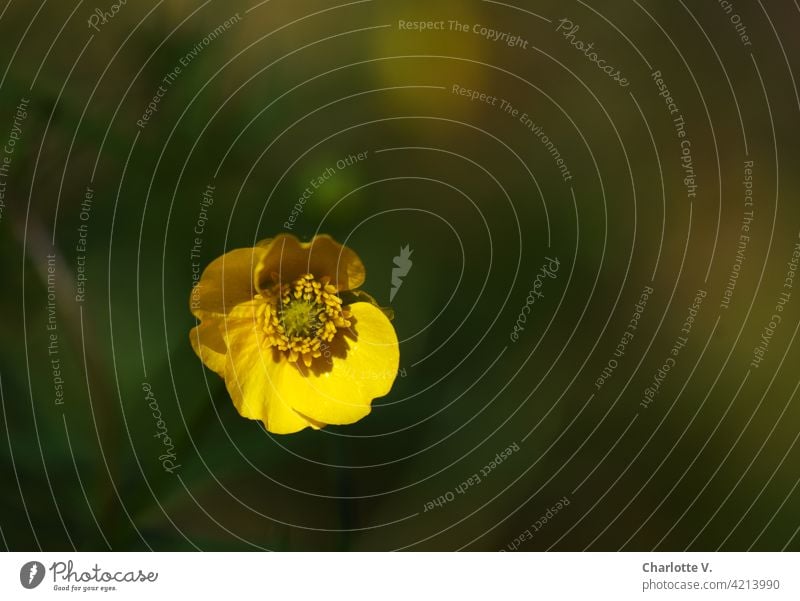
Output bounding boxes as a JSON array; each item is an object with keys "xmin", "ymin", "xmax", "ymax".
[{"xmin": 189, "ymin": 234, "xmax": 400, "ymax": 434}]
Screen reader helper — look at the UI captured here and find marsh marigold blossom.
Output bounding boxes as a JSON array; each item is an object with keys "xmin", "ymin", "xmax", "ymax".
[{"xmin": 189, "ymin": 234, "xmax": 400, "ymax": 434}]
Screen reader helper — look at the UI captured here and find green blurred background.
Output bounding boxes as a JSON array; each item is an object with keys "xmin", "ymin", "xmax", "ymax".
[{"xmin": 1, "ymin": 0, "xmax": 799, "ymax": 551}]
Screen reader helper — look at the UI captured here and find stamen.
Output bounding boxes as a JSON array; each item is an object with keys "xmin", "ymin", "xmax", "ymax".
[{"xmin": 259, "ymin": 273, "xmax": 351, "ymax": 366}]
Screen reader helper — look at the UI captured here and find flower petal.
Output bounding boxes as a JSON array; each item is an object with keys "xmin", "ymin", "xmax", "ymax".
[
  {"xmin": 255, "ymin": 234, "xmax": 365, "ymax": 293},
  {"xmin": 221, "ymin": 300, "xmax": 321, "ymax": 434},
  {"xmin": 191, "ymin": 247, "xmax": 267, "ymax": 318},
  {"xmin": 274, "ymin": 302, "xmax": 399, "ymax": 425},
  {"xmin": 189, "ymin": 318, "xmax": 227, "ymax": 376}
]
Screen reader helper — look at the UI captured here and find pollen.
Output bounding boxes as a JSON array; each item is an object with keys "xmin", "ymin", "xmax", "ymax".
[{"xmin": 258, "ymin": 273, "xmax": 351, "ymax": 367}]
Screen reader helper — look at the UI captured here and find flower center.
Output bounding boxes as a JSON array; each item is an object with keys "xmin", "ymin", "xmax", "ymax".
[
  {"xmin": 280, "ymin": 300, "xmax": 320, "ymax": 337},
  {"xmin": 259, "ymin": 273, "xmax": 351, "ymax": 366}
]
